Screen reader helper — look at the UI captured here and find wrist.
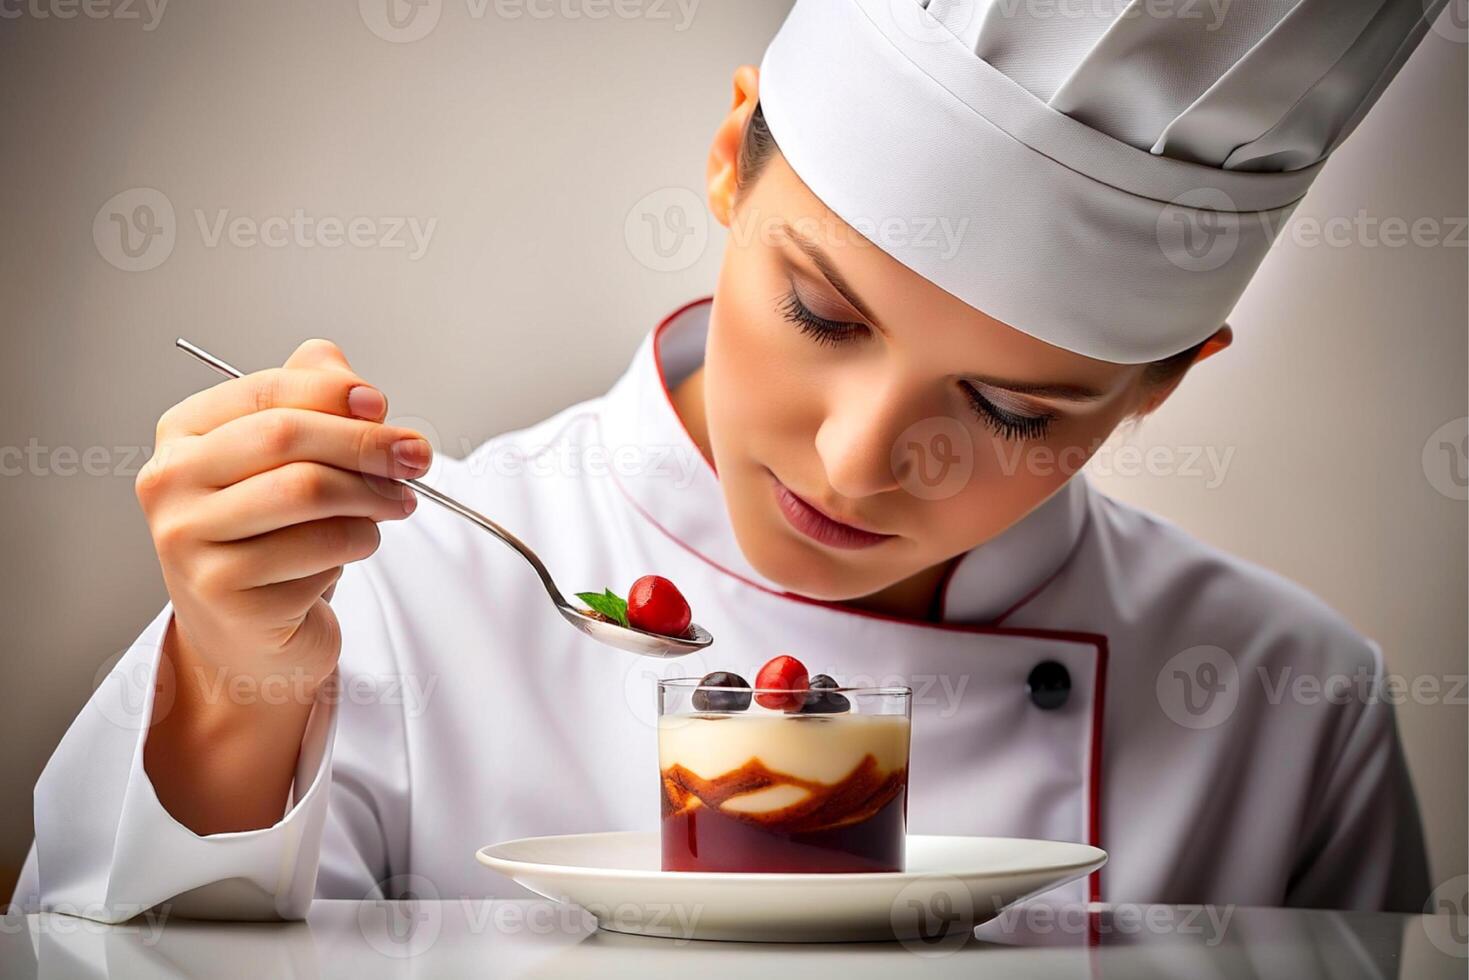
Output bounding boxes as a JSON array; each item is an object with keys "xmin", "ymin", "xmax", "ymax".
[
  {"xmin": 156, "ymin": 618, "xmax": 318, "ymax": 765},
  {"xmin": 166, "ymin": 617, "xmax": 327, "ymax": 726},
  {"xmin": 144, "ymin": 618, "xmax": 320, "ymax": 835}
]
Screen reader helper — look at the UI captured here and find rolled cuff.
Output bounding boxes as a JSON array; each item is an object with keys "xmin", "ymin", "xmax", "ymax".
[{"xmin": 29, "ymin": 604, "xmax": 338, "ymax": 922}]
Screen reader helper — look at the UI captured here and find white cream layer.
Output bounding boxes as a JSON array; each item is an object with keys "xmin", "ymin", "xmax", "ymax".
[{"xmin": 658, "ymin": 713, "xmax": 910, "ymax": 786}]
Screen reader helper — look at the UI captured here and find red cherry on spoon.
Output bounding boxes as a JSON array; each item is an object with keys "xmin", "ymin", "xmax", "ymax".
[{"xmin": 627, "ymin": 575, "xmax": 692, "ymax": 638}]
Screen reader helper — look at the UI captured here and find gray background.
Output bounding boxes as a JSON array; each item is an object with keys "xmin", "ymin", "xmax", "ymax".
[{"xmin": 1, "ymin": 0, "xmax": 1464, "ymax": 904}]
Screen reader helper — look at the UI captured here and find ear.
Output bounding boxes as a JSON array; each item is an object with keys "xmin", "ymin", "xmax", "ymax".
[
  {"xmin": 1136, "ymin": 324, "xmax": 1233, "ymax": 416},
  {"xmin": 707, "ymin": 65, "xmax": 760, "ymax": 229},
  {"xmin": 1193, "ymin": 323, "xmax": 1233, "ymax": 365}
]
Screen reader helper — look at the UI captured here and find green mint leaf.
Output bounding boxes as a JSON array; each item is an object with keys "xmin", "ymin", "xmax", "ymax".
[{"xmin": 576, "ymin": 589, "xmax": 629, "ymax": 627}]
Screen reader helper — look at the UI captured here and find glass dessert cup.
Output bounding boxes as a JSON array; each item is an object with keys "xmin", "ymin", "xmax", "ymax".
[{"xmin": 658, "ymin": 679, "xmax": 912, "ymax": 873}]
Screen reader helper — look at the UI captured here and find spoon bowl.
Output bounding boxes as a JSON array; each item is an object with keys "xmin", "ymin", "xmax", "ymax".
[
  {"xmin": 176, "ymin": 338, "xmax": 714, "ymax": 659},
  {"xmin": 558, "ymin": 606, "xmax": 714, "ymax": 658}
]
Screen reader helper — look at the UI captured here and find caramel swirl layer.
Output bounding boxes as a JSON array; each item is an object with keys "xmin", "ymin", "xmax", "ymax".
[{"xmin": 661, "ymin": 755, "xmax": 906, "ymax": 833}]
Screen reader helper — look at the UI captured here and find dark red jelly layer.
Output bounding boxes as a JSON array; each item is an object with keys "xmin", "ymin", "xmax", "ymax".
[{"xmin": 660, "ymin": 754, "xmax": 907, "ymax": 873}]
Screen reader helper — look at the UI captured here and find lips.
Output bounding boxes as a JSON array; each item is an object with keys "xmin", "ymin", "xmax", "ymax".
[{"xmin": 769, "ymin": 473, "xmax": 895, "ymax": 550}]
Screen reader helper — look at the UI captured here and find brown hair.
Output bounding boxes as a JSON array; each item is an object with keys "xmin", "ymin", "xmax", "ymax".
[{"xmin": 736, "ymin": 100, "xmax": 1206, "ymax": 387}]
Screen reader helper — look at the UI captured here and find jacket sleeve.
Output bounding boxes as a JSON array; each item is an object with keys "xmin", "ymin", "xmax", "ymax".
[
  {"xmin": 11, "ymin": 559, "xmax": 410, "ymax": 922},
  {"xmin": 1283, "ymin": 642, "xmax": 1431, "ymax": 913}
]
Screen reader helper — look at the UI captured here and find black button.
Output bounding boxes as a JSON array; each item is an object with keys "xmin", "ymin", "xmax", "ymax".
[{"xmin": 1027, "ymin": 661, "xmax": 1071, "ymax": 710}]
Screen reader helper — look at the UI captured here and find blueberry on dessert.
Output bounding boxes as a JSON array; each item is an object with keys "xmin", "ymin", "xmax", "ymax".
[
  {"xmin": 800, "ymin": 673, "xmax": 851, "ymax": 714},
  {"xmin": 691, "ymin": 671, "xmax": 752, "ymax": 712}
]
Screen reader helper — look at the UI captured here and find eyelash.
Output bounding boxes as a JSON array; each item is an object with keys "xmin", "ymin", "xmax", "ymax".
[
  {"xmin": 777, "ymin": 290, "xmax": 866, "ymax": 347},
  {"xmin": 960, "ymin": 384, "xmax": 1054, "ymax": 441},
  {"xmin": 777, "ymin": 289, "xmax": 1055, "ymax": 441}
]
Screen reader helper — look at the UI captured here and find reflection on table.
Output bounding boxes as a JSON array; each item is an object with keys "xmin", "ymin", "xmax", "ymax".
[{"xmin": 2, "ymin": 899, "xmax": 1464, "ymax": 979}]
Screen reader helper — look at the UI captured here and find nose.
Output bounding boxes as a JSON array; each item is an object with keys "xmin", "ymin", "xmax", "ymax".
[{"xmin": 813, "ymin": 380, "xmax": 911, "ymax": 500}]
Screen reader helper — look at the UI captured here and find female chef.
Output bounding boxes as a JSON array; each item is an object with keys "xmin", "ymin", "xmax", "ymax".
[{"xmin": 16, "ymin": 0, "xmax": 1444, "ymax": 919}]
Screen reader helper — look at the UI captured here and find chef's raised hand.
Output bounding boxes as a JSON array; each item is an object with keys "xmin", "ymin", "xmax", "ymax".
[{"xmin": 134, "ymin": 338, "xmax": 432, "ymax": 835}]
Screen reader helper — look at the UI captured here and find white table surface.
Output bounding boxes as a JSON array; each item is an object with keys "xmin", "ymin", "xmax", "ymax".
[{"xmin": 2, "ymin": 899, "xmax": 1463, "ymax": 978}]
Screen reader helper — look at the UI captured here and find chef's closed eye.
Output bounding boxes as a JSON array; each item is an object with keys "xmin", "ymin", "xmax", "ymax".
[
  {"xmin": 778, "ymin": 287, "xmax": 1059, "ymax": 442},
  {"xmin": 777, "ymin": 283, "xmax": 865, "ymax": 347},
  {"xmin": 960, "ymin": 381, "xmax": 1054, "ymax": 441}
]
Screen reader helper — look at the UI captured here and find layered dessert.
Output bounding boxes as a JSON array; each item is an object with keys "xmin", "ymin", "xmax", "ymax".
[{"xmin": 659, "ymin": 657, "xmax": 911, "ymax": 873}]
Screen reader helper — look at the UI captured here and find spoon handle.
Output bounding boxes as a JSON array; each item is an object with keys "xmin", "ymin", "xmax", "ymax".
[{"xmin": 173, "ymin": 338, "xmax": 568, "ymax": 607}]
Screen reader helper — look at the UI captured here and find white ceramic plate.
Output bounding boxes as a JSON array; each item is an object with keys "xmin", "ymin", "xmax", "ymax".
[{"xmin": 477, "ymin": 831, "xmax": 1106, "ymax": 943}]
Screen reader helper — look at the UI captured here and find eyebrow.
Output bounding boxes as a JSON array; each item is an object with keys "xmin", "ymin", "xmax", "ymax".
[
  {"xmin": 965, "ymin": 375, "xmax": 1108, "ymax": 402},
  {"xmin": 777, "ymin": 221, "xmax": 1108, "ymax": 404},
  {"xmin": 778, "ymin": 221, "xmax": 883, "ymax": 328}
]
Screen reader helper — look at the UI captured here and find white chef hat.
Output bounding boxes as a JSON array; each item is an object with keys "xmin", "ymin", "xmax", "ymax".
[{"xmin": 758, "ymin": 0, "xmax": 1448, "ymax": 362}]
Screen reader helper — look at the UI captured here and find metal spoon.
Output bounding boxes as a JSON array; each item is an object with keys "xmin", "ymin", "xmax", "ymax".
[{"xmin": 175, "ymin": 338, "xmax": 713, "ymax": 658}]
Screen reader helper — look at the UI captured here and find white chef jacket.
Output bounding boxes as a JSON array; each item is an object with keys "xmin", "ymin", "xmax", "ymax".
[{"xmin": 13, "ymin": 298, "xmax": 1429, "ymax": 921}]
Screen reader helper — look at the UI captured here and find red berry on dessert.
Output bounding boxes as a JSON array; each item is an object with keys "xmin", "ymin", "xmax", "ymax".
[
  {"xmin": 626, "ymin": 575, "xmax": 692, "ymax": 637},
  {"xmin": 754, "ymin": 654, "xmax": 810, "ymax": 711}
]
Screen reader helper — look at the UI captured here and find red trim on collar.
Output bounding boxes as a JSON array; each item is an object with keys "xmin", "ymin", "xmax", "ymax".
[
  {"xmin": 932, "ymin": 553, "xmax": 962, "ymax": 621},
  {"xmin": 651, "ymin": 295, "xmax": 718, "ymax": 477},
  {"xmin": 987, "ymin": 512, "xmax": 1090, "ymax": 628},
  {"xmin": 1087, "ymin": 637, "xmax": 1108, "ymax": 905}
]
